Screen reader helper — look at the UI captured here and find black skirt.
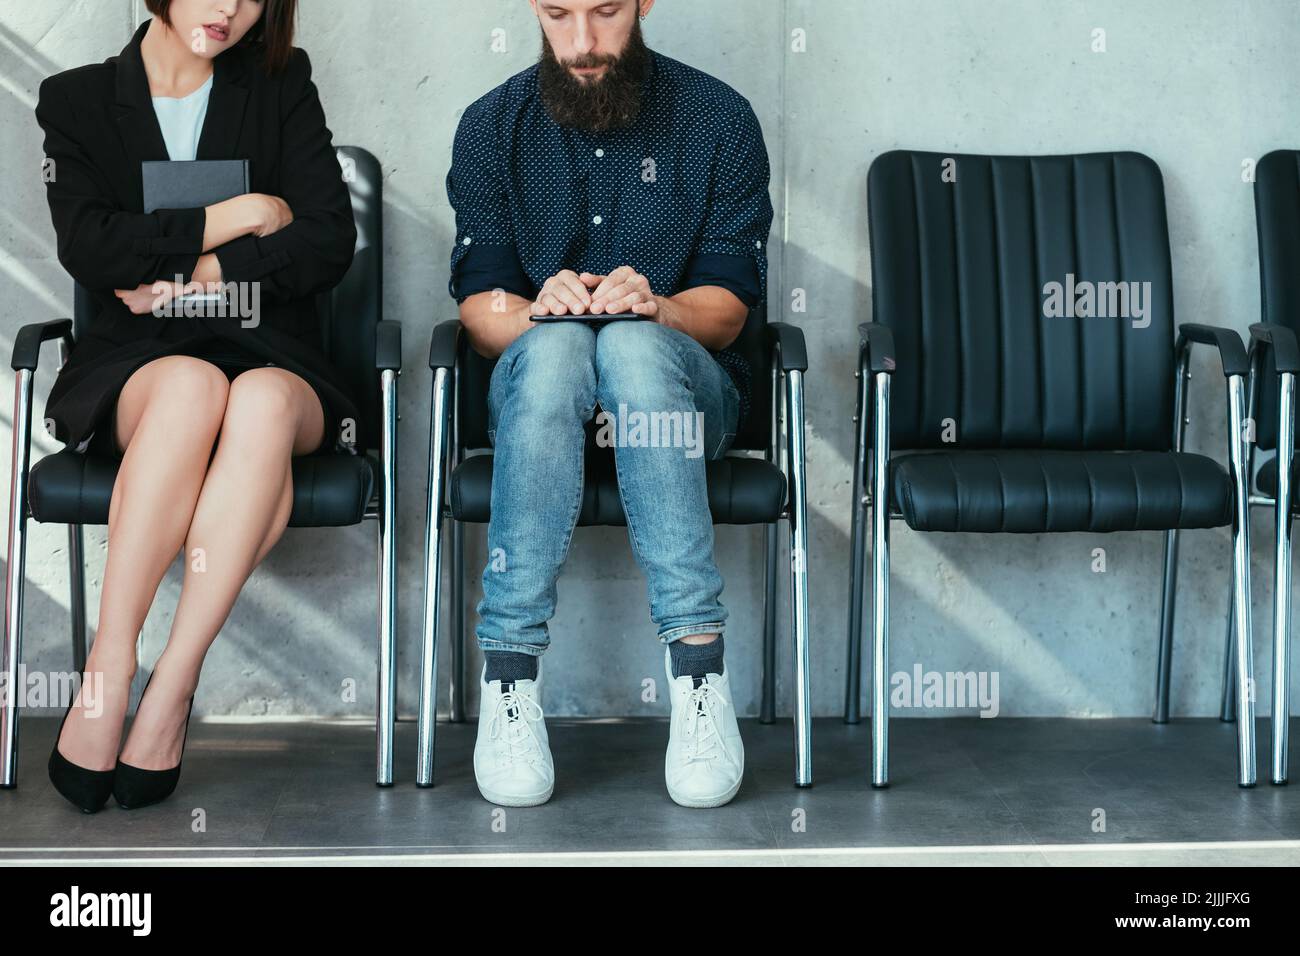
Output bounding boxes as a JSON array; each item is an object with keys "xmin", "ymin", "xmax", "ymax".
[{"xmin": 46, "ymin": 321, "xmax": 360, "ymax": 460}]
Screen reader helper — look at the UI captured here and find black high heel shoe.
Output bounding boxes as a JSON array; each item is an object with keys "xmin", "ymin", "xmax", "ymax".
[
  {"xmin": 113, "ymin": 673, "xmax": 195, "ymax": 810},
  {"xmin": 47, "ymin": 680, "xmax": 117, "ymax": 814}
]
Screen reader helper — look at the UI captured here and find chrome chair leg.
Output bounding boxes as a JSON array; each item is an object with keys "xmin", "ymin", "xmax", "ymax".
[
  {"xmin": 845, "ymin": 362, "xmax": 869, "ymax": 724},
  {"xmin": 1155, "ymin": 347, "xmax": 1192, "ymax": 724},
  {"xmin": 760, "ymin": 520, "xmax": 776, "ymax": 724},
  {"xmin": 417, "ymin": 366, "xmax": 452, "ymax": 788},
  {"xmin": 761, "ymin": 351, "xmax": 783, "ymax": 729},
  {"xmin": 1227, "ymin": 374, "xmax": 1257, "ymax": 787},
  {"xmin": 1220, "ymin": 604, "xmax": 1237, "ymax": 722},
  {"xmin": 2, "ymin": 369, "xmax": 34, "ymax": 789},
  {"xmin": 68, "ymin": 524, "xmax": 87, "ymax": 675},
  {"xmin": 450, "ymin": 519, "xmax": 466, "ymax": 724},
  {"xmin": 870, "ymin": 374, "xmax": 892, "ymax": 788},
  {"xmin": 1154, "ymin": 529, "xmax": 1179, "ymax": 724},
  {"xmin": 1271, "ymin": 372, "xmax": 1295, "ymax": 784},
  {"xmin": 785, "ymin": 369, "xmax": 812, "ymax": 788},
  {"xmin": 375, "ymin": 368, "xmax": 398, "ymax": 788}
]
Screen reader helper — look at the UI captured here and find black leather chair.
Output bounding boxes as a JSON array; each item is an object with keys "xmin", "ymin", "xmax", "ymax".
[
  {"xmin": 1243, "ymin": 148, "xmax": 1300, "ymax": 785},
  {"xmin": 415, "ymin": 307, "xmax": 813, "ymax": 788},
  {"xmin": 844, "ymin": 150, "xmax": 1257, "ymax": 787},
  {"xmin": 1, "ymin": 146, "xmax": 401, "ymax": 788}
]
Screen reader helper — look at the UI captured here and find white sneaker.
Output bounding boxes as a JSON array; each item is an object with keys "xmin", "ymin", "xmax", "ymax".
[
  {"xmin": 474, "ymin": 660, "xmax": 554, "ymax": 807},
  {"xmin": 664, "ymin": 646, "xmax": 744, "ymax": 808}
]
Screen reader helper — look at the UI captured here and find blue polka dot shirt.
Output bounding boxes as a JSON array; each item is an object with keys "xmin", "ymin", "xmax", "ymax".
[{"xmin": 446, "ymin": 50, "xmax": 774, "ymax": 430}]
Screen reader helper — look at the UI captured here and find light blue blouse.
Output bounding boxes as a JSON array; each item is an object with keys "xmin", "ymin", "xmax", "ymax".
[{"xmin": 151, "ymin": 72, "xmax": 213, "ymax": 161}]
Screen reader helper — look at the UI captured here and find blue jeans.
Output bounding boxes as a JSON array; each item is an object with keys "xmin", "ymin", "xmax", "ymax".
[{"xmin": 476, "ymin": 320, "xmax": 742, "ymax": 657}]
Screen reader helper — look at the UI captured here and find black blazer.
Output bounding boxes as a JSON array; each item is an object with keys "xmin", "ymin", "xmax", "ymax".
[{"xmin": 35, "ymin": 18, "xmax": 360, "ymax": 450}]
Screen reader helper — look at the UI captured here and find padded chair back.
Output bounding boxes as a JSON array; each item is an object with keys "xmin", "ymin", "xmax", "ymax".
[
  {"xmin": 314, "ymin": 145, "xmax": 383, "ymax": 453},
  {"xmin": 867, "ymin": 150, "xmax": 1176, "ymax": 451},
  {"xmin": 72, "ymin": 281, "xmax": 97, "ymax": 339},
  {"xmin": 457, "ymin": 303, "xmax": 773, "ymax": 453},
  {"xmin": 1250, "ymin": 149, "xmax": 1300, "ymax": 451},
  {"xmin": 71, "ymin": 145, "xmax": 383, "ymax": 452}
]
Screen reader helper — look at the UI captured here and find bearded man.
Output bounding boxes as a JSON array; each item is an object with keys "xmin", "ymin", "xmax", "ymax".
[{"xmin": 446, "ymin": 0, "xmax": 773, "ymax": 808}]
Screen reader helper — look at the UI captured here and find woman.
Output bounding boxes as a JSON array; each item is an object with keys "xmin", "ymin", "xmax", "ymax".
[{"xmin": 35, "ymin": 0, "xmax": 361, "ymax": 812}]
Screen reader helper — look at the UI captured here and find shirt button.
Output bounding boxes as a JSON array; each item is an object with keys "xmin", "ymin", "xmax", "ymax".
[
  {"xmin": 595, "ymin": 148, "xmax": 605, "ymax": 158},
  {"xmin": 592, "ymin": 215, "xmax": 603, "ymax": 225},
  {"xmin": 463, "ymin": 237, "xmax": 473, "ymax": 245}
]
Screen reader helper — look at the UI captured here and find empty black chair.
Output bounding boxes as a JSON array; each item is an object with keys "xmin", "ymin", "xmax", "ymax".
[
  {"xmin": 1, "ymin": 146, "xmax": 401, "ymax": 788},
  {"xmin": 1244, "ymin": 148, "xmax": 1300, "ymax": 785},
  {"xmin": 844, "ymin": 150, "xmax": 1257, "ymax": 787},
  {"xmin": 416, "ymin": 308, "xmax": 812, "ymax": 788}
]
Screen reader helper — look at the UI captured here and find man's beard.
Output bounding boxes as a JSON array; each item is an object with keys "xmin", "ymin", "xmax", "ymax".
[{"xmin": 537, "ymin": 19, "xmax": 650, "ymax": 133}]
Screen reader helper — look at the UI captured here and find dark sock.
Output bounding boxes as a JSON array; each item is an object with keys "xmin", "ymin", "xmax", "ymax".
[
  {"xmin": 485, "ymin": 650, "xmax": 538, "ymax": 685},
  {"xmin": 670, "ymin": 636, "xmax": 725, "ymax": 685}
]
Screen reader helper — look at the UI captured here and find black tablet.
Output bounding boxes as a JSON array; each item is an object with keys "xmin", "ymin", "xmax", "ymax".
[{"xmin": 530, "ymin": 311, "xmax": 650, "ymax": 323}]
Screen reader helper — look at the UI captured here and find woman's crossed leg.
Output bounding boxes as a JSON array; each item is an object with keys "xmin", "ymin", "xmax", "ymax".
[{"xmin": 56, "ymin": 355, "xmax": 325, "ymax": 774}]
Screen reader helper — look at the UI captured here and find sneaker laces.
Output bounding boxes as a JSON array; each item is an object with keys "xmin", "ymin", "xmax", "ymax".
[
  {"xmin": 487, "ymin": 687, "xmax": 545, "ymax": 767},
  {"xmin": 679, "ymin": 680, "xmax": 728, "ymax": 764}
]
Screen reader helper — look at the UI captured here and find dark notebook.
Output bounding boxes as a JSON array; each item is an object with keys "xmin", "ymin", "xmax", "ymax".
[{"xmin": 141, "ymin": 159, "xmax": 250, "ymax": 213}]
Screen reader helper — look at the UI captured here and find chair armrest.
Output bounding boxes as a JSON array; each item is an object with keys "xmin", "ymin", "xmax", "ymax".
[
  {"xmin": 766, "ymin": 322, "xmax": 808, "ymax": 372},
  {"xmin": 858, "ymin": 322, "xmax": 896, "ymax": 373},
  {"xmin": 1249, "ymin": 323, "xmax": 1300, "ymax": 374},
  {"xmin": 11, "ymin": 319, "xmax": 74, "ymax": 371},
  {"xmin": 1177, "ymin": 324, "xmax": 1249, "ymax": 377},
  {"xmin": 375, "ymin": 320, "xmax": 402, "ymax": 371},
  {"xmin": 429, "ymin": 319, "xmax": 463, "ymax": 370}
]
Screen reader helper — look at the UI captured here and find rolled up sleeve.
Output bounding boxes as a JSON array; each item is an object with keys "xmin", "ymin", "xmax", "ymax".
[
  {"xmin": 445, "ymin": 102, "xmax": 533, "ymax": 303},
  {"xmin": 680, "ymin": 103, "xmax": 774, "ymax": 307}
]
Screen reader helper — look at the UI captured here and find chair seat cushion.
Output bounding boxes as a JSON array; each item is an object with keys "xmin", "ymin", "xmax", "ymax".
[
  {"xmin": 450, "ymin": 453, "xmax": 787, "ymax": 525},
  {"xmin": 890, "ymin": 450, "xmax": 1233, "ymax": 533},
  {"xmin": 28, "ymin": 449, "xmax": 377, "ymax": 528}
]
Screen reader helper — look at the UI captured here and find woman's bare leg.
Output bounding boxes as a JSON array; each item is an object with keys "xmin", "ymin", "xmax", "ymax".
[
  {"xmin": 118, "ymin": 367, "xmax": 325, "ymax": 770},
  {"xmin": 56, "ymin": 357, "xmax": 230, "ymax": 771}
]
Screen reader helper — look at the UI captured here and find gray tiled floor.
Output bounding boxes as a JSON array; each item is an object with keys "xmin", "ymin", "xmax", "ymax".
[{"xmin": 3, "ymin": 716, "xmax": 1299, "ymax": 865}]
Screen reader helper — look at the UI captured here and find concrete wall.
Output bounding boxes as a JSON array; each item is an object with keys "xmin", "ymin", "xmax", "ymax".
[{"xmin": 1, "ymin": 0, "xmax": 1296, "ymax": 721}]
